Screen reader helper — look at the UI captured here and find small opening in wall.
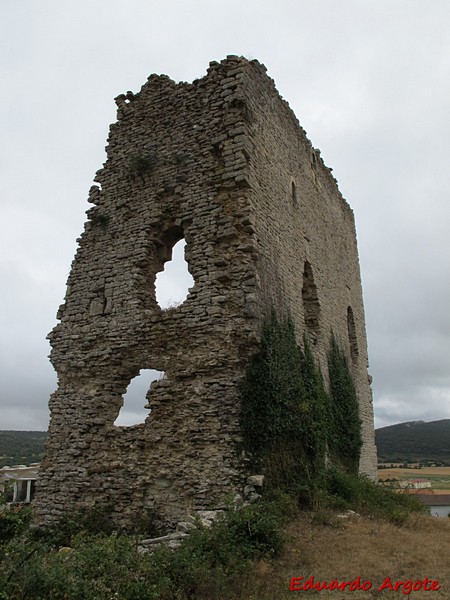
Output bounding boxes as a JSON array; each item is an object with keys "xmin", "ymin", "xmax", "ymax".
[
  {"xmin": 302, "ymin": 261, "xmax": 321, "ymax": 336},
  {"xmin": 347, "ymin": 306, "xmax": 359, "ymax": 363},
  {"xmin": 114, "ymin": 369, "xmax": 164, "ymax": 426},
  {"xmin": 291, "ymin": 181, "xmax": 297, "ymax": 204},
  {"xmin": 155, "ymin": 239, "xmax": 194, "ymax": 309}
]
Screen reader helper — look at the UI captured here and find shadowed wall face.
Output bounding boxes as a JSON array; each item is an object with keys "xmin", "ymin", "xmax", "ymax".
[{"xmin": 35, "ymin": 56, "xmax": 376, "ymax": 528}]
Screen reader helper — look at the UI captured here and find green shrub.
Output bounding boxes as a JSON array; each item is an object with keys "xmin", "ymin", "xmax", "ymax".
[
  {"xmin": 30, "ymin": 502, "xmax": 117, "ymax": 548},
  {"xmin": 0, "ymin": 481, "xmax": 431, "ymax": 600},
  {"xmin": 147, "ymin": 497, "xmax": 291, "ymax": 599},
  {"xmin": 324, "ymin": 469, "xmax": 429, "ymax": 524},
  {"xmin": 0, "ymin": 505, "xmax": 31, "ymax": 545},
  {"xmin": 8, "ymin": 533, "xmax": 169, "ymax": 600},
  {"xmin": 0, "ymin": 496, "xmax": 293, "ymax": 600}
]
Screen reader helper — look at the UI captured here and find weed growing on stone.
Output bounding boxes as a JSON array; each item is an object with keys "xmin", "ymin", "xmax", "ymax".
[
  {"xmin": 128, "ymin": 153, "xmax": 157, "ymax": 177},
  {"xmin": 89, "ymin": 211, "xmax": 110, "ymax": 228}
]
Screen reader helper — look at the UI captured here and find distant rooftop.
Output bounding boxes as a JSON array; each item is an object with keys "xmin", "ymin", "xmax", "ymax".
[{"xmin": 417, "ymin": 494, "xmax": 450, "ymax": 506}]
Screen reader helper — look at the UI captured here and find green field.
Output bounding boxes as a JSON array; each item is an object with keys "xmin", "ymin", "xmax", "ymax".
[{"xmin": 378, "ymin": 467, "xmax": 450, "ymax": 493}]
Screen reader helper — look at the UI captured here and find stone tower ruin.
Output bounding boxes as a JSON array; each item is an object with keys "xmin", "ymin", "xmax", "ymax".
[{"xmin": 35, "ymin": 56, "xmax": 377, "ymax": 527}]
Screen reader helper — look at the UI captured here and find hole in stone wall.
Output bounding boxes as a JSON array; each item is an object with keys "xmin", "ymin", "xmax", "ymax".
[
  {"xmin": 302, "ymin": 261, "xmax": 321, "ymax": 336},
  {"xmin": 155, "ymin": 239, "xmax": 194, "ymax": 309},
  {"xmin": 114, "ymin": 369, "xmax": 164, "ymax": 427},
  {"xmin": 347, "ymin": 306, "xmax": 359, "ymax": 363},
  {"xmin": 291, "ymin": 180, "xmax": 297, "ymax": 204}
]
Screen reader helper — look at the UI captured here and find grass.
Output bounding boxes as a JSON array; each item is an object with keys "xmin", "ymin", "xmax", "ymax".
[
  {"xmin": 17, "ymin": 509, "xmax": 446, "ymax": 600},
  {"xmin": 242, "ymin": 512, "xmax": 450, "ymax": 599},
  {"xmin": 0, "ymin": 474, "xmax": 437, "ymax": 599}
]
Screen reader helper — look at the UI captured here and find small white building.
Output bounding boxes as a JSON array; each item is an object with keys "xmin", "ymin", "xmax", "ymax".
[
  {"xmin": 399, "ymin": 478, "xmax": 432, "ymax": 490},
  {"xmin": 0, "ymin": 464, "xmax": 39, "ymax": 504}
]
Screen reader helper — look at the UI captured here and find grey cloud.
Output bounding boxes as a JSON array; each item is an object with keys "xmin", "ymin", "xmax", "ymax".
[{"xmin": 1, "ymin": 0, "xmax": 449, "ymax": 430}]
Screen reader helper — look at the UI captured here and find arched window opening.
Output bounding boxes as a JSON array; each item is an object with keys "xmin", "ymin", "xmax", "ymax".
[
  {"xmin": 302, "ymin": 261, "xmax": 321, "ymax": 336},
  {"xmin": 114, "ymin": 369, "xmax": 164, "ymax": 427},
  {"xmin": 155, "ymin": 239, "xmax": 194, "ymax": 309},
  {"xmin": 347, "ymin": 306, "xmax": 359, "ymax": 363}
]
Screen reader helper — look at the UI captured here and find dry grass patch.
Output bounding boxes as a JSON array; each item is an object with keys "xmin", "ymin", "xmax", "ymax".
[
  {"xmin": 241, "ymin": 512, "xmax": 450, "ymax": 599},
  {"xmin": 379, "ymin": 467, "xmax": 450, "ymax": 479}
]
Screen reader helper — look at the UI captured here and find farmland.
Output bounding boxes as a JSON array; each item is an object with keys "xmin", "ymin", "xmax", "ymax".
[{"xmin": 378, "ymin": 466, "xmax": 450, "ymax": 493}]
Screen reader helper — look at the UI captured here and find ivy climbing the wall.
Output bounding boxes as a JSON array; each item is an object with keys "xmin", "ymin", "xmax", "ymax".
[
  {"xmin": 240, "ymin": 313, "xmax": 363, "ymax": 497},
  {"xmin": 240, "ymin": 311, "xmax": 328, "ymax": 491},
  {"xmin": 299, "ymin": 337, "xmax": 329, "ymax": 477},
  {"xmin": 327, "ymin": 334, "xmax": 362, "ymax": 474}
]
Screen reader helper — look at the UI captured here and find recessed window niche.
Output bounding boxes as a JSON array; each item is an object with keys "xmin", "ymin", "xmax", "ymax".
[
  {"xmin": 114, "ymin": 369, "xmax": 164, "ymax": 427},
  {"xmin": 347, "ymin": 306, "xmax": 359, "ymax": 363},
  {"xmin": 302, "ymin": 261, "xmax": 321, "ymax": 336},
  {"xmin": 155, "ymin": 238, "xmax": 194, "ymax": 309},
  {"xmin": 291, "ymin": 180, "xmax": 297, "ymax": 204}
]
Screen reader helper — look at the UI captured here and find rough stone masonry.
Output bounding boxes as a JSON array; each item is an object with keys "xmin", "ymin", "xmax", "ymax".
[{"xmin": 35, "ymin": 56, "xmax": 377, "ymax": 528}]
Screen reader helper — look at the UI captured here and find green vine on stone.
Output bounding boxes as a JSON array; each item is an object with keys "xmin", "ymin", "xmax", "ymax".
[
  {"xmin": 327, "ymin": 333, "xmax": 362, "ymax": 474},
  {"xmin": 240, "ymin": 311, "xmax": 328, "ymax": 491},
  {"xmin": 240, "ymin": 312, "xmax": 362, "ymax": 497}
]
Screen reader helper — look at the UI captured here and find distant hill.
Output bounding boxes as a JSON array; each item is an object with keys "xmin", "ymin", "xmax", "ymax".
[
  {"xmin": 376, "ymin": 419, "xmax": 450, "ymax": 464},
  {"xmin": 2, "ymin": 422, "xmax": 449, "ymax": 468},
  {"xmin": 0, "ymin": 431, "xmax": 47, "ymax": 468}
]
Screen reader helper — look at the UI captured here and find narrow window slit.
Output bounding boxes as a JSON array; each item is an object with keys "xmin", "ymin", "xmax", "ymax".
[
  {"xmin": 291, "ymin": 180, "xmax": 297, "ymax": 204},
  {"xmin": 347, "ymin": 306, "xmax": 359, "ymax": 363},
  {"xmin": 302, "ymin": 261, "xmax": 321, "ymax": 337}
]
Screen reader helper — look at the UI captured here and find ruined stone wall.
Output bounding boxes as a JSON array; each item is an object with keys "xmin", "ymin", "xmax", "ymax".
[
  {"xmin": 234, "ymin": 61, "xmax": 377, "ymax": 475},
  {"xmin": 35, "ymin": 56, "xmax": 376, "ymax": 528}
]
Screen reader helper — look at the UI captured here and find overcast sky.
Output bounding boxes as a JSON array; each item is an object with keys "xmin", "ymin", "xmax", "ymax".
[{"xmin": 1, "ymin": 0, "xmax": 449, "ymax": 431}]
